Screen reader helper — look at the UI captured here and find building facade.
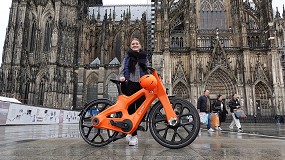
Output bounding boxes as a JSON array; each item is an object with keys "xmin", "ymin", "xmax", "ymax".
[{"xmin": 1, "ymin": 0, "xmax": 285, "ymax": 116}]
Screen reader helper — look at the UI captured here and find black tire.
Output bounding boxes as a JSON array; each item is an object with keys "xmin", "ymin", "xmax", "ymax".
[
  {"xmin": 148, "ymin": 97, "xmax": 200, "ymax": 149},
  {"xmin": 79, "ymin": 99, "xmax": 119, "ymax": 147}
]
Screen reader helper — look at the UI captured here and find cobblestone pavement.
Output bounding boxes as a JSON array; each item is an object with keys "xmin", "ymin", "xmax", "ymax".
[{"xmin": 0, "ymin": 123, "xmax": 285, "ymax": 160}]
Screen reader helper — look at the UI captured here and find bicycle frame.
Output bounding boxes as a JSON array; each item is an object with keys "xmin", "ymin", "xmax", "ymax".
[{"xmin": 91, "ymin": 69, "xmax": 178, "ymax": 134}]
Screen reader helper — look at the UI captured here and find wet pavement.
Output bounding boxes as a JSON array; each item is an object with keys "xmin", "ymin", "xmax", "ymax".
[{"xmin": 0, "ymin": 123, "xmax": 285, "ymax": 160}]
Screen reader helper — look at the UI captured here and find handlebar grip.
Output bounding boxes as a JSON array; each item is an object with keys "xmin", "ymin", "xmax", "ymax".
[{"xmin": 110, "ymin": 79, "xmax": 121, "ymax": 84}]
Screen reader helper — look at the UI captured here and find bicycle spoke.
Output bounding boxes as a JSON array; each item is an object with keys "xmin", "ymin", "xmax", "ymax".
[
  {"xmin": 154, "ymin": 118, "xmax": 166, "ymax": 123},
  {"xmin": 175, "ymin": 130, "xmax": 184, "ymax": 141},
  {"xmin": 91, "ymin": 131, "xmax": 99, "ymax": 142},
  {"xmin": 171, "ymin": 132, "xmax": 177, "ymax": 142},
  {"xmin": 181, "ymin": 124, "xmax": 192, "ymax": 134},
  {"xmin": 98, "ymin": 132, "xmax": 104, "ymax": 142},
  {"xmin": 83, "ymin": 116, "xmax": 91, "ymax": 119},
  {"xmin": 156, "ymin": 126, "xmax": 169, "ymax": 132},
  {"xmin": 82, "ymin": 123, "xmax": 91, "ymax": 128},
  {"xmin": 182, "ymin": 119, "xmax": 194, "ymax": 125},
  {"xmin": 180, "ymin": 113, "xmax": 190, "ymax": 117},
  {"xmin": 157, "ymin": 111, "xmax": 165, "ymax": 119},
  {"xmin": 107, "ymin": 130, "xmax": 114, "ymax": 137},
  {"xmin": 162, "ymin": 127, "xmax": 169, "ymax": 139},
  {"xmin": 85, "ymin": 127, "xmax": 92, "ymax": 137}
]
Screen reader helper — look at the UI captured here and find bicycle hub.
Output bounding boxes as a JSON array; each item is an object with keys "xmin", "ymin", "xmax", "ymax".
[
  {"xmin": 169, "ymin": 117, "xmax": 178, "ymax": 126},
  {"xmin": 92, "ymin": 118, "xmax": 99, "ymax": 126}
]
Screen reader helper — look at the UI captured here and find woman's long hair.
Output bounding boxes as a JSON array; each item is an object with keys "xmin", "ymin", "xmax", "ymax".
[{"xmin": 127, "ymin": 38, "xmax": 147, "ymax": 73}]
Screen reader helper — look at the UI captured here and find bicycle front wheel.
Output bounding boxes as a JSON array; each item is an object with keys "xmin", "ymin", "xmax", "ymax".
[
  {"xmin": 79, "ymin": 99, "xmax": 119, "ymax": 147},
  {"xmin": 149, "ymin": 97, "xmax": 200, "ymax": 149}
]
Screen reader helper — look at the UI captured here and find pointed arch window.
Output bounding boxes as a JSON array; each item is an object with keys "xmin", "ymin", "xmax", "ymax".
[
  {"xmin": 86, "ymin": 73, "xmax": 98, "ymax": 103},
  {"xmin": 199, "ymin": 0, "xmax": 226, "ymax": 29},
  {"xmin": 131, "ymin": 30, "xmax": 141, "ymax": 40},
  {"xmin": 176, "ymin": 37, "xmax": 179, "ymax": 47},
  {"xmin": 113, "ymin": 33, "xmax": 121, "ymax": 62},
  {"xmin": 30, "ymin": 21, "xmax": 36, "ymax": 52},
  {"xmin": 248, "ymin": 16, "xmax": 259, "ymax": 30},
  {"xmin": 170, "ymin": 15, "xmax": 184, "ymax": 48},
  {"xmin": 24, "ymin": 80, "xmax": 30, "ymax": 104},
  {"xmin": 39, "ymin": 79, "xmax": 45, "ymax": 105},
  {"xmin": 87, "ymin": 84, "xmax": 98, "ymax": 102},
  {"xmin": 106, "ymin": 74, "xmax": 118, "ymax": 102},
  {"xmin": 255, "ymin": 82, "xmax": 270, "ymax": 116},
  {"xmin": 180, "ymin": 37, "xmax": 183, "ymax": 47},
  {"xmin": 43, "ymin": 16, "xmax": 53, "ymax": 52},
  {"xmin": 173, "ymin": 82, "xmax": 189, "ymax": 100}
]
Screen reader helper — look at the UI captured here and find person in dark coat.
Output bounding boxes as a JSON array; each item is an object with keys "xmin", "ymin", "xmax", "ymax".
[
  {"xmin": 213, "ymin": 94, "xmax": 228, "ymax": 130},
  {"xmin": 197, "ymin": 90, "xmax": 214, "ymax": 132}
]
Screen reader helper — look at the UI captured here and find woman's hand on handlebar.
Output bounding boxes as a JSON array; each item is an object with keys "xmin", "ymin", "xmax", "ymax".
[{"xmin": 119, "ymin": 76, "xmax": 125, "ymax": 82}]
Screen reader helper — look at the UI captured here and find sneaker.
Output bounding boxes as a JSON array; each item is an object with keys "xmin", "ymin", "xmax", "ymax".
[
  {"xmin": 208, "ymin": 128, "xmax": 214, "ymax": 132},
  {"xmin": 125, "ymin": 134, "xmax": 132, "ymax": 143},
  {"xmin": 128, "ymin": 136, "xmax": 138, "ymax": 146},
  {"xmin": 218, "ymin": 127, "xmax": 222, "ymax": 130},
  {"xmin": 238, "ymin": 128, "xmax": 243, "ymax": 132},
  {"xmin": 229, "ymin": 127, "xmax": 233, "ymax": 130}
]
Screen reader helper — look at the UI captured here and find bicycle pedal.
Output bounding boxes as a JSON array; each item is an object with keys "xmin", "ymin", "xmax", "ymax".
[{"xmin": 137, "ymin": 126, "xmax": 146, "ymax": 131}]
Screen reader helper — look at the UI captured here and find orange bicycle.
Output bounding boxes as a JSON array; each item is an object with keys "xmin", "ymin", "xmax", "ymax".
[{"xmin": 79, "ymin": 67, "xmax": 200, "ymax": 149}]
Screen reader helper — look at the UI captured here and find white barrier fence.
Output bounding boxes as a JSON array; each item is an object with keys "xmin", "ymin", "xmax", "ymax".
[{"xmin": 0, "ymin": 101, "xmax": 80, "ymax": 125}]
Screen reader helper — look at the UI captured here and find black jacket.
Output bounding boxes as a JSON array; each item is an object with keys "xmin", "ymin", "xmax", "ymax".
[
  {"xmin": 228, "ymin": 98, "xmax": 240, "ymax": 113},
  {"xmin": 213, "ymin": 100, "xmax": 228, "ymax": 122},
  {"xmin": 197, "ymin": 95, "xmax": 210, "ymax": 112}
]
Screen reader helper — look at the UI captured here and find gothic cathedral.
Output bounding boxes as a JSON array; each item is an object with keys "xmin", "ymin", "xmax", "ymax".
[{"xmin": 1, "ymin": 0, "xmax": 285, "ymax": 117}]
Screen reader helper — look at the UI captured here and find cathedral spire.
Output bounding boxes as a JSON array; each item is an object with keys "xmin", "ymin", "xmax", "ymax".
[
  {"xmin": 104, "ymin": 9, "xmax": 107, "ymax": 21},
  {"xmin": 97, "ymin": 7, "xmax": 100, "ymax": 21},
  {"xmin": 282, "ymin": 4, "xmax": 285, "ymax": 18},
  {"xmin": 275, "ymin": 7, "xmax": 281, "ymax": 18},
  {"xmin": 109, "ymin": 9, "xmax": 112, "ymax": 21},
  {"xmin": 113, "ymin": 6, "xmax": 116, "ymax": 21},
  {"xmin": 91, "ymin": 9, "xmax": 96, "ymax": 20},
  {"xmin": 128, "ymin": 6, "xmax": 131, "ymax": 20}
]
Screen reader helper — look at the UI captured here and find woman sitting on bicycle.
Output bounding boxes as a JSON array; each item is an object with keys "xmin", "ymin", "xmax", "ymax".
[{"xmin": 119, "ymin": 37, "xmax": 149, "ymax": 146}]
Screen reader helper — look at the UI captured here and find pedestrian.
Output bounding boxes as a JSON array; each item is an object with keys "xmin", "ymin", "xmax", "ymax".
[
  {"xmin": 119, "ymin": 37, "xmax": 148, "ymax": 146},
  {"xmin": 229, "ymin": 93, "xmax": 243, "ymax": 132},
  {"xmin": 197, "ymin": 90, "xmax": 214, "ymax": 132},
  {"xmin": 212, "ymin": 94, "xmax": 228, "ymax": 130}
]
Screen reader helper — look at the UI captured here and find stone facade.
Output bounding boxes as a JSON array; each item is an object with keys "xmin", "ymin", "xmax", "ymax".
[{"xmin": 0, "ymin": 0, "xmax": 285, "ymax": 116}]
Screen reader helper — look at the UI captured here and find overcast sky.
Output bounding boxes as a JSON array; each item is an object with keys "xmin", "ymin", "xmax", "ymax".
[{"xmin": 0, "ymin": 0, "xmax": 283, "ymax": 65}]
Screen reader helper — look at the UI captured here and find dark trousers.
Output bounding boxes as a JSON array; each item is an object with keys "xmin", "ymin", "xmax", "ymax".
[
  {"xmin": 121, "ymin": 81, "xmax": 145, "ymax": 136},
  {"xmin": 207, "ymin": 113, "xmax": 211, "ymax": 129}
]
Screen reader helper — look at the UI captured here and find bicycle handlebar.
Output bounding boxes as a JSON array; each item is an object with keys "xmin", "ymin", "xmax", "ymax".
[
  {"xmin": 110, "ymin": 67, "xmax": 156, "ymax": 94},
  {"xmin": 110, "ymin": 79, "xmax": 121, "ymax": 84},
  {"xmin": 110, "ymin": 79, "xmax": 123, "ymax": 95}
]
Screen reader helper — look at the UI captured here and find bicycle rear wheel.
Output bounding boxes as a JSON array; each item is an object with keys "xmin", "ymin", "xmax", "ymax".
[
  {"xmin": 149, "ymin": 97, "xmax": 200, "ymax": 149},
  {"xmin": 79, "ymin": 99, "xmax": 119, "ymax": 147}
]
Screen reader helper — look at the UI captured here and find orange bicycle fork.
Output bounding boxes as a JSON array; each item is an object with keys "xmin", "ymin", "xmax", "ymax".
[{"xmin": 91, "ymin": 72, "xmax": 178, "ymax": 134}]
